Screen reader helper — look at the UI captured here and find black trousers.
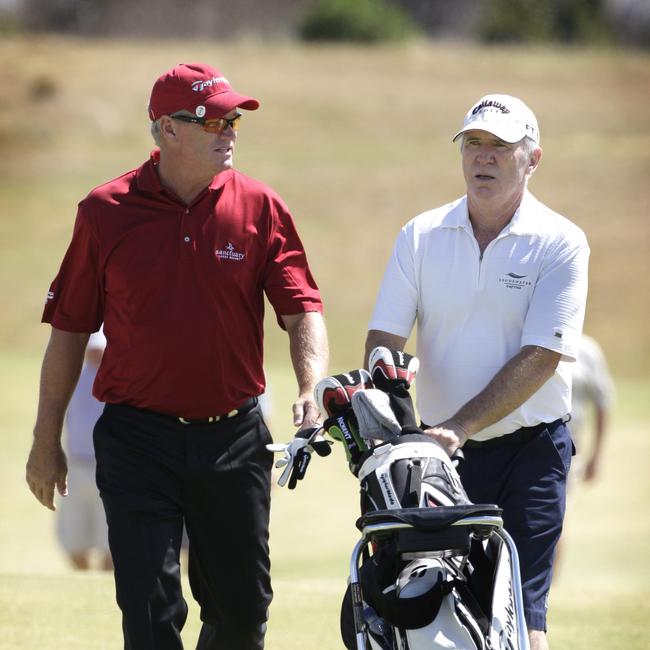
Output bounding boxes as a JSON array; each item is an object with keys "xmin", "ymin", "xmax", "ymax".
[{"xmin": 94, "ymin": 403, "xmax": 274, "ymax": 650}]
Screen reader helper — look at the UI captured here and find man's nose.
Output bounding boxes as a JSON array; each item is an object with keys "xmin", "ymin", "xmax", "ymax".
[{"xmin": 475, "ymin": 145, "xmax": 495, "ymax": 163}]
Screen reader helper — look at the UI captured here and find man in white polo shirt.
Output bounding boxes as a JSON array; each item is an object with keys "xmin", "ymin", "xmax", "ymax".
[{"xmin": 365, "ymin": 94, "xmax": 589, "ymax": 650}]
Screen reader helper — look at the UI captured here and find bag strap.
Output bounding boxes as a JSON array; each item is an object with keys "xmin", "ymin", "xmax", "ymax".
[
  {"xmin": 452, "ymin": 578, "xmax": 491, "ymax": 637},
  {"xmin": 407, "ymin": 460, "xmax": 423, "ymax": 507}
]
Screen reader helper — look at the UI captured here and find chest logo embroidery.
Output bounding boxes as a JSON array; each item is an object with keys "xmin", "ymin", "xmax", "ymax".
[
  {"xmin": 215, "ymin": 242, "xmax": 245, "ymax": 261},
  {"xmin": 499, "ymin": 272, "xmax": 532, "ymax": 290}
]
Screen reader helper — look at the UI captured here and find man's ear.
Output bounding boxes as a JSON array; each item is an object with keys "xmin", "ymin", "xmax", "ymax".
[
  {"xmin": 159, "ymin": 116, "xmax": 177, "ymax": 141},
  {"xmin": 529, "ymin": 147, "xmax": 543, "ymax": 174}
]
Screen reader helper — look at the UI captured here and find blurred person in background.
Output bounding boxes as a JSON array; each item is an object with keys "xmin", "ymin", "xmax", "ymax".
[
  {"xmin": 56, "ymin": 329, "xmax": 112, "ymax": 571},
  {"xmin": 365, "ymin": 94, "xmax": 589, "ymax": 650},
  {"xmin": 570, "ymin": 333, "xmax": 614, "ymax": 482},
  {"xmin": 26, "ymin": 62, "xmax": 328, "ymax": 650},
  {"xmin": 553, "ymin": 333, "xmax": 614, "ymax": 577}
]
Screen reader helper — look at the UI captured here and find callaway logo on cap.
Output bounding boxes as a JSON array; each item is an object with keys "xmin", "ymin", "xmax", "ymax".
[
  {"xmin": 148, "ymin": 62, "xmax": 260, "ymax": 121},
  {"xmin": 452, "ymin": 93, "xmax": 540, "ymax": 145}
]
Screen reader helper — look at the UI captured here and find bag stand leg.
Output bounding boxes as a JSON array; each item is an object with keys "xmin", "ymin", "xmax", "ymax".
[
  {"xmin": 496, "ymin": 528, "xmax": 530, "ymax": 650},
  {"xmin": 349, "ymin": 538, "xmax": 368, "ymax": 650}
]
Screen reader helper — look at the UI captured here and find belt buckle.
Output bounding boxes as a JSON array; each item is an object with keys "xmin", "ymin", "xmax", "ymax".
[{"xmin": 178, "ymin": 408, "xmax": 240, "ymax": 425}]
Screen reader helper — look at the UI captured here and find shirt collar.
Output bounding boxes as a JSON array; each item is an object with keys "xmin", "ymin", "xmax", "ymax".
[
  {"xmin": 440, "ymin": 191, "xmax": 539, "ymax": 236},
  {"xmin": 504, "ymin": 190, "xmax": 539, "ymax": 235},
  {"xmin": 135, "ymin": 149, "xmax": 234, "ymax": 198},
  {"xmin": 439, "ymin": 196, "xmax": 472, "ymax": 232}
]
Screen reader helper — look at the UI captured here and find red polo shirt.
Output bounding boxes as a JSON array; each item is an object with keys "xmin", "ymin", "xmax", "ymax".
[{"xmin": 43, "ymin": 151, "xmax": 323, "ymax": 418}]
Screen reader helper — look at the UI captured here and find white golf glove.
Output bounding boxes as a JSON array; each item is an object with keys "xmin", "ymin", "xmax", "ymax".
[{"xmin": 266, "ymin": 426, "xmax": 332, "ymax": 489}]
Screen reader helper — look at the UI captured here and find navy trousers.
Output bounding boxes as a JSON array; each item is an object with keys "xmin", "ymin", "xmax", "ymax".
[
  {"xmin": 94, "ymin": 403, "xmax": 274, "ymax": 650},
  {"xmin": 458, "ymin": 419, "xmax": 573, "ymax": 632}
]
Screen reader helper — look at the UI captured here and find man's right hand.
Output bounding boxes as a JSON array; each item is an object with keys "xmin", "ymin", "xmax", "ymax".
[
  {"xmin": 423, "ymin": 419, "xmax": 470, "ymax": 457},
  {"xmin": 26, "ymin": 327, "xmax": 89, "ymax": 510},
  {"xmin": 26, "ymin": 438, "xmax": 68, "ymax": 511}
]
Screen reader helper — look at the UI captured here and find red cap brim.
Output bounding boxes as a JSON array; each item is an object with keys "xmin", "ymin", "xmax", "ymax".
[{"xmin": 202, "ymin": 90, "xmax": 259, "ymax": 118}]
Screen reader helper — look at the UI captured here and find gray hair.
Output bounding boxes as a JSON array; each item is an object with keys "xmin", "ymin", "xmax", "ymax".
[
  {"xmin": 150, "ymin": 119, "xmax": 162, "ymax": 146},
  {"xmin": 150, "ymin": 111, "xmax": 196, "ymax": 146},
  {"xmin": 522, "ymin": 137, "xmax": 542, "ymax": 179},
  {"xmin": 521, "ymin": 136, "xmax": 539, "ymax": 158}
]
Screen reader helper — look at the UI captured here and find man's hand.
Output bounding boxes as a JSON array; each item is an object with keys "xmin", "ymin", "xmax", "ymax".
[
  {"xmin": 583, "ymin": 456, "xmax": 599, "ymax": 482},
  {"xmin": 26, "ymin": 438, "xmax": 68, "ymax": 511},
  {"xmin": 292, "ymin": 393, "xmax": 321, "ymax": 430},
  {"xmin": 424, "ymin": 346, "xmax": 562, "ymax": 456},
  {"xmin": 423, "ymin": 419, "xmax": 469, "ymax": 457},
  {"xmin": 26, "ymin": 327, "xmax": 88, "ymax": 510}
]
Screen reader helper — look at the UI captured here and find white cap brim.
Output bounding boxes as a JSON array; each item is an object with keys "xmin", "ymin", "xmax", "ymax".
[{"xmin": 452, "ymin": 118, "xmax": 530, "ymax": 144}]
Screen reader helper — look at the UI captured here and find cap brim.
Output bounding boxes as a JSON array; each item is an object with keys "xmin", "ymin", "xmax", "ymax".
[
  {"xmin": 452, "ymin": 121, "xmax": 526, "ymax": 144},
  {"xmin": 203, "ymin": 91, "xmax": 260, "ymax": 118}
]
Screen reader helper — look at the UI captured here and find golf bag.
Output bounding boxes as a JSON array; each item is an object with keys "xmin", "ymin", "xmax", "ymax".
[
  {"xmin": 342, "ymin": 444, "xmax": 529, "ymax": 650},
  {"xmin": 315, "ymin": 348, "xmax": 529, "ymax": 650}
]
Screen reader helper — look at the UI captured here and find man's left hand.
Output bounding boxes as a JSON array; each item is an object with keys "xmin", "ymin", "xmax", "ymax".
[
  {"xmin": 584, "ymin": 457, "xmax": 599, "ymax": 482},
  {"xmin": 292, "ymin": 395, "xmax": 321, "ymax": 430}
]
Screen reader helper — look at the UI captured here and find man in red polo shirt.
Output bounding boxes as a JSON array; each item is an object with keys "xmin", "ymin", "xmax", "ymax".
[{"xmin": 26, "ymin": 62, "xmax": 329, "ymax": 650}]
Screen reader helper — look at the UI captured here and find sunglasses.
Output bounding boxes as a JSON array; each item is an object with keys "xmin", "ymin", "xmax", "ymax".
[{"xmin": 171, "ymin": 112, "xmax": 242, "ymax": 134}]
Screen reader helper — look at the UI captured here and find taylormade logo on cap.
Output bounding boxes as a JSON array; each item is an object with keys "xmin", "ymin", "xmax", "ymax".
[
  {"xmin": 191, "ymin": 76, "xmax": 229, "ymax": 93},
  {"xmin": 453, "ymin": 93, "xmax": 540, "ymax": 145}
]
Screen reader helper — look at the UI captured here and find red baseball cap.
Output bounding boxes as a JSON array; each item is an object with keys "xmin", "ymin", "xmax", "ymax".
[{"xmin": 148, "ymin": 62, "xmax": 260, "ymax": 121}]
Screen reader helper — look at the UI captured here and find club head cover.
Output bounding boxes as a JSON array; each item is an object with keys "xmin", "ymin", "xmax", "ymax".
[
  {"xmin": 323, "ymin": 411, "xmax": 368, "ymax": 475},
  {"xmin": 351, "ymin": 389, "xmax": 401, "ymax": 443},
  {"xmin": 314, "ymin": 369, "xmax": 373, "ymax": 418},
  {"xmin": 368, "ymin": 347, "xmax": 419, "ymax": 392}
]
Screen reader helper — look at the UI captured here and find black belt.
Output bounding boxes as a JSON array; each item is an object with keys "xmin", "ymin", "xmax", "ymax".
[
  {"xmin": 463, "ymin": 418, "xmax": 564, "ymax": 448},
  {"xmin": 419, "ymin": 418, "xmax": 565, "ymax": 449},
  {"xmin": 176, "ymin": 396, "xmax": 258, "ymax": 425}
]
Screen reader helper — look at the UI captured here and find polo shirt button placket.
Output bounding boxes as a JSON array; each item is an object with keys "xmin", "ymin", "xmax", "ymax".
[{"xmin": 182, "ymin": 207, "xmax": 191, "ymax": 246}]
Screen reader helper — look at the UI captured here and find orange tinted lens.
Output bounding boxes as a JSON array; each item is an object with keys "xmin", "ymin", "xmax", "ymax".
[
  {"xmin": 203, "ymin": 115, "xmax": 241, "ymax": 134},
  {"xmin": 202, "ymin": 119, "xmax": 226, "ymax": 133}
]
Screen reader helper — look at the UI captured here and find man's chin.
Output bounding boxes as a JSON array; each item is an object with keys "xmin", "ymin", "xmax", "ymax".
[{"xmin": 213, "ymin": 159, "xmax": 234, "ymax": 174}]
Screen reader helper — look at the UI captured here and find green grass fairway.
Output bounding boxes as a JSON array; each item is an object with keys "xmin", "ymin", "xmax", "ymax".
[
  {"xmin": 1, "ymin": 353, "xmax": 649, "ymax": 649},
  {"xmin": 1, "ymin": 36, "xmax": 649, "ymax": 648}
]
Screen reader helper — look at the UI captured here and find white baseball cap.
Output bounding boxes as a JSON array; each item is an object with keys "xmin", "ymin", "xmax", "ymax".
[{"xmin": 452, "ymin": 94, "xmax": 540, "ymax": 145}]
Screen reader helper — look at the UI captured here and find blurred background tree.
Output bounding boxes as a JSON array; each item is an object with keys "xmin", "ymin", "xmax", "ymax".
[
  {"xmin": 297, "ymin": 0, "xmax": 417, "ymax": 43},
  {"xmin": 479, "ymin": 0, "xmax": 614, "ymax": 44},
  {"xmin": 1, "ymin": 0, "xmax": 647, "ymax": 47}
]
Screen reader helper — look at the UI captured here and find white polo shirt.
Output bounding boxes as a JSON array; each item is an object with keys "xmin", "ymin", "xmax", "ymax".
[{"xmin": 369, "ymin": 191, "xmax": 590, "ymax": 441}]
